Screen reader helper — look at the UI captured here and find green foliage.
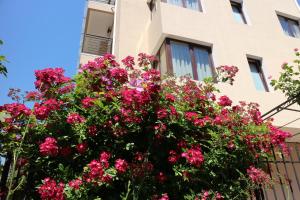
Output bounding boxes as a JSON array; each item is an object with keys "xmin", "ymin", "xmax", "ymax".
[
  {"xmin": 0, "ymin": 40, "xmax": 8, "ymax": 77},
  {"xmin": 271, "ymin": 49, "xmax": 300, "ymax": 104},
  {"xmin": 0, "ymin": 54, "xmax": 289, "ymax": 200}
]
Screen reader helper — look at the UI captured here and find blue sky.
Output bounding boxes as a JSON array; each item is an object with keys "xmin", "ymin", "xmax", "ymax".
[{"xmin": 0, "ymin": 0, "xmax": 86, "ymax": 104}]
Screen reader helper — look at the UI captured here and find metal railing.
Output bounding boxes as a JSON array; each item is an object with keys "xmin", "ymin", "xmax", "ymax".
[
  {"xmin": 253, "ymin": 142, "xmax": 300, "ymax": 200},
  {"xmin": 89, "ymin": 0, "xmax": 115, "ymax": 5},
  {"xmin": 82, "ymin": 34, "xmax": 112, "ymax": 56}
]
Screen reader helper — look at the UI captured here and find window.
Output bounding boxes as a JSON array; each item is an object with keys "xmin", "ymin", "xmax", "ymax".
[
  {"xmin": 248, "ymin": 58, "xmax": 268, "ymax": 92},
  {"xmin": 165, "ymin": 0, "xmax": 202, "ymax": 11},
  {"xmin": 158, "ymin": 39, "xmax": 214, "ymax": 81},
  {"xmin": 230, "ymin": 1, "xmax": 247, "ymax": 24},
  {"xmin": 278, "ymin": 15, "xmax": 300, "ymax": 38}
]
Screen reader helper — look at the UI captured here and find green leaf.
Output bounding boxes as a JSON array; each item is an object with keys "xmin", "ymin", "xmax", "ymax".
[{"xmin": 0, "ymin": 111, "xmax": 10, "ymax": 122}]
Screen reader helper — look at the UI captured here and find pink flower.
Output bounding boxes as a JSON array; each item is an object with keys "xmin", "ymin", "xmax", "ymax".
[
  {"xmin": 39, "ymin": 137, "xmax": 59, "ymax": 157},
  {"xmin": 76, "ymin": 142, "xmax": 88, "ymax": 154},
  {"xmin": 156, "ymin": 172, "xmax": 167, "ymax": 183},
  {"xmin": 67, "ymin": 113, "xmax": 85, "ymax": 124},
  {"xmin": 99, "ymin": 151, "xmax": 111, "ymax": 168},
  {"xmin": 34, "ymin": 68, "xmax": 71, "ymax": 93},
  {"xmin": 122, "ymin": 56, "xmax": 135, "ymax": 69},
  {"xmin": 168, "ymin": 150, "xmax": 179, "ymax": 164},
  {"xmin": 134, "ymin": 152, "xmax": 144, "ymax": 161},
  {"xmin": 269, "ymin": 125, "xmax": 292, "ymax": 154},
  {"xmin": 181, "ymin": 146, "xmax": 204, "ymax": 167},
  {"xmin": 142, "ymin": 69, "xmax": 161, "ymax": 82},
  {"xmin": 165, "ymin": 93, "xmax": 175, "ymax": 102},
  {"xmin": 38, "ymin": 178, "xmax": 65, "ymax": 200},
  {"xmin": 159, "ymin": 193, "xmax": 169, "ymax": 200},
  {"xmin": 60, "ymin": 146, "xmax": 72, "ymax": 157},
  {"xmin": 185, "ymin": 112, "xmax": 198, "ymax": 121},
  {"xmin": 247, "ymin": 166, "xmax": 270, "ymax": 184},
  {"xmin": 87, "ymin": 160, "xmax": 104, "ymax": 180},
  {"xmin": 68, "ymin": 179, "xmax": 82, "ymax": 190},
  {"xmin": 3, "ymin": 103, "xmax": 31, "ymax": 119},
  {"xmin": 216, "ymin": 65, "xmax": 239, "ymax": 85},
  {"xmin": 34, "ymin": 99, "xmax": 62, "ymax": 120},
  {"xmin": 109, "ymin": 68, "xmax": 128, "ymax": 84},
  {"xmin": 218, "ymin": 96, "xmax": 232, "ymax": 107},
  {"xmin": 88, "ymin": 125, "xmax": 98, "ymax": 136},
  {"xmin": 157, "ymin": 109, "xmax": 168, "ymax": 119},
  {"xmin": 17, "ymin": 157, "xmax": 28, "ymax": 167},
  {"xmin": 25, "ymin": 91, "xmax": 41, "ymax": 101},
  {"xmin": 216, "ymin": 192, "xmax": 224, "ymax": 200},
  {"xmin": 115, "ymin": 159, "xmax": 128, "ymax": 173},
  {"xmin": 82, "ymin": 97, "xmax": 96, "ymax": 108},
  {"xmin": 137, "ymin": 53, "xmax": 157, "ymax": 68}
]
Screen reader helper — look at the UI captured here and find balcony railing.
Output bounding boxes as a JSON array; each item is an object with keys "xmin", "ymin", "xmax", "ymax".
[
  {"xmin": 89, "ymin": 0, "xmax": 115, "ymax": 5},
  {"xmin": 82, "ymin": 34, "xmax": 112, "ymax": 56}
]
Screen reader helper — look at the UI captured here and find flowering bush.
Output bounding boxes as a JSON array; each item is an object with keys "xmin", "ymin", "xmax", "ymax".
[
  {"xmin": 271, "ymin": 48, "xmax": 300, "ymax": 104},
  {"xmin": 0, "ymin": 53, "xmax": 291, "ymax": 199},
  {"xmin": 216, "ymin": 65, "xmax": 239, "ymax": 85}
]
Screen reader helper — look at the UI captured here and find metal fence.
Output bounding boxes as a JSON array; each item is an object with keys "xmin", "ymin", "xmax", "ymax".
[
  {"xmin": 82, "ymin": 34, "xmax": 112, "ymax": 56},
  {"xmin": 89, "ymin": 0, "xmax": 115, "ymax": 5},
  {"xmin": 254, "ymin": 142, "xmax": 300, "ymax": 200}
]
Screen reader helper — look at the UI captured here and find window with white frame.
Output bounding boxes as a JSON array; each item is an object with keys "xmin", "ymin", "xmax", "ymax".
[
  {"xmin": 278, "ymin": 15, "xmax": 300, "ymax": 38},
  {"xmin": 230, "ymin": 1, "xmax": 247, "ymax": 24},
  {"xmin": 247, "ymin": 58, "xmax": 268, "ymax": 92},
  {"xmin": 164, "ymin": 0, "xmax": 202, "ymax": 11}
]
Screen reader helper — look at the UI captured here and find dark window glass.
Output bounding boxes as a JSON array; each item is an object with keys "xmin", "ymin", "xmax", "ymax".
[
  {"xmin": 278, "ymin": 15, "xmax": 300, "ymax": 38},
  {"xmin": 248, "ymin": 59, "xmax": 268, "ymax": 91},
  {"xmin": 230, "ymin": 1, "xmax": 247, "ymax": 24},
  {"xmin": 166, "ymin": 0, "xmax": 202, "ymax": 11}
]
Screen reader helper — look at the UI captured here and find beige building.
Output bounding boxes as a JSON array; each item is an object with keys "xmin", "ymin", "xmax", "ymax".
[{"xmin": 79, "ymin": 1, "xmax": 300, "ymax": 198}]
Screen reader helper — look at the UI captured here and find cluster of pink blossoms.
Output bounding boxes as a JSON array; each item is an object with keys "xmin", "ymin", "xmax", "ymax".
[
  {"xmin": 218, "ymin": 95, "xmax": 232, "ymax": 107},
  {"xmin": 1, "ymin": 53, "xmax": 292, "ymax": 199},
  {"xmin": 80, "ymin": 54, "xmax": 119, "ymax": 73},
  {"xmin": 181, "ymin": 146, "xmax": 204, "ymax": 168},
  {"xmin": 115, "ymin": 159, "xmax": 128, "ymax": 174},
  {"xmin": 81, "ymin": 97, "xmax": 96, "ymax": 108},
  {"xmin": 269, "ymin": 125, "xmax": 292, "ymax": 154},
  {"xmin": 1, "ymin": 103, "xmax": 31, "ymax": 119},
  {"xmin": 84, "ymin": 151, "xmax": 113, "ymax": 184},
  {"xmin": 76, "ymin": 142, "xmax": 88, "ymax": 154},
  {"xmin": 66, "ymin": 113, "xmax": 85, "ymax": 124},
  {"xmin": 39, "ymin": 137, "xmax": 59, "ymax": 157},
  {"xmin": 216, "ymin": 65, "xmax": 239, "ymax": 85},
  {"xmin": 34, "ymin": 99, "xmax": 62, "ymax": 120},
  {"xmin": 195, "ymin": 191, "xmax": 224, "ymax": 200},
  {"xmin": 68, "ymin": 179, "xmax": 83, "ymax": 190},
  {"xmin": 38, "ymin": 178, "xmax": 65, "ymax": 200},
  {"xmin": 247, "ymin": 166, "xmax": 270, "ymax": 184},
  {"xmin": 34, "ymin": 68, "xmax": 71, "ymax": 93},
  {"xmin": 137, "ymin": 53, "xmax": 157, "ymax": 68},
  {"xmin": 109, "ymin": 68, "xmax": 128, "ymax": 84},
  {"xmin": 121, "ymin": 55, "xmax": 135, "ymax": 70}
]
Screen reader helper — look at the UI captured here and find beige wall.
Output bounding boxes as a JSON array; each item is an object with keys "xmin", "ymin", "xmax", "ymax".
[{"xmin": 80, "ymin": 0, "xmax": 300, "ymax": 139}]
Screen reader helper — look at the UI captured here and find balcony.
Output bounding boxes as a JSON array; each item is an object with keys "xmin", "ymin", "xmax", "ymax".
[
  {"xmin": 82, "ymin": 34, "xmax": 112, "ymax": 56},
  {"xmin": 80, "ymin": 7, "xmax": 114, "ymax": 62},
  {"xmin": 89, "ymin": 0, "xmax": 115, "ymax": 5}
]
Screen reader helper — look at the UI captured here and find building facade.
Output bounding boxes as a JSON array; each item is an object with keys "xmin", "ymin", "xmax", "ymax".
[{"xmin": 79, "ymin": 1, "xmax": 300, "ymax": 199}]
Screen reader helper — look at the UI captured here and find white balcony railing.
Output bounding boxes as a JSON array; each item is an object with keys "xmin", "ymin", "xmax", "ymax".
[
  {"xmin": 89, "ymin": 0, "xmax": 115, "ymax": 5},
  {"xmin": 82, "ymin": 34, "xmax": 113, "ymax": 56}
]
